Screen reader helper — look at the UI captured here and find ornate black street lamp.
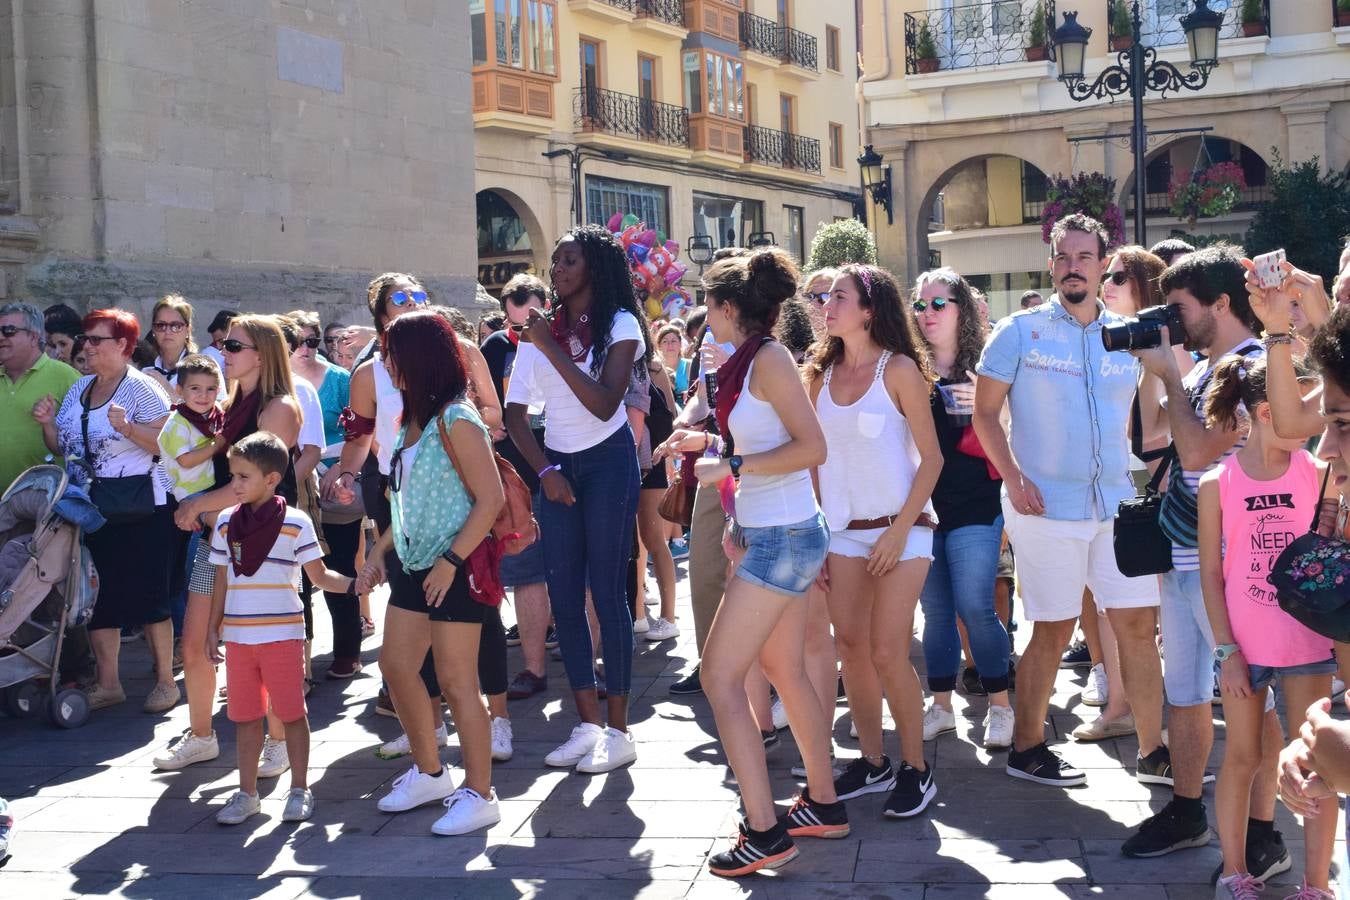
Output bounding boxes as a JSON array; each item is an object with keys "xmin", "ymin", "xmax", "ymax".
[
  {"xmin": 1054, "ymin": 1, "xmax": 1223, "ymax": 243},
  {"xmin": 857, "ymin": 144, "xmax": 894, "ymax": 226}
]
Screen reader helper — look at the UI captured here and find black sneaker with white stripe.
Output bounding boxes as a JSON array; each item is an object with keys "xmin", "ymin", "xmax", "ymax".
[
  {"xmin": 833, "ymin": 755, "xmax": 895, "ymax": 800},
  {"xmin": 1006, "ymin": 742, "xmax": 1087, "ymax": 787},
  {"xmin": 779, "ymin": 789, "xmax": 850, "ymax": 839},
  {"xmin": 884, "ymin": 762, "xmax": 936, "ymax": 818},
  {"xmin": 707, "ymin": 819, "xmax": 798, "ymax": 877}
]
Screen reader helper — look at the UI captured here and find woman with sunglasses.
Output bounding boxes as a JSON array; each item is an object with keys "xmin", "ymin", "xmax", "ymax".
[
  {"xmin": 655, "ymin": 323, "xmax": 689, "ymax": 402},
  {"xmin": 35, "ymin": 309, "xmax": 177, "ymax": 714},
  {"xmin": 160, "ymin": 315, "xmax": 303, "ymax": 774},
  {"xmin": 355, "ymin": 310, "xmax": 506, "ymax": 835},
  {"xmin": 504, "ymin": 225, "xmax": 648, "ymax": 773},
  {"xmin": 910, "ymin": 268, "xmax": 1014, "ymax": 752},
  {"xmin": 142, "ymin": 294, "xmax": 223, "ymax": 395},
  {"xmin": 798, "ymin": 267, "xmax": 837, "ymax": 337}
]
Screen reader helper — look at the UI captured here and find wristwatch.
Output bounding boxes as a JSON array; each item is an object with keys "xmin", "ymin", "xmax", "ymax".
[
  {"xmin": 1213, "ymin": 643, "xmax": 1241, "ymax": 663},
  {"xmin": 442, "ymin": 549, "xmax": 466, "ymax": 568},
  {"xmin": 728, "ymin": 455, "xmax": 743, "ymax": 478}
]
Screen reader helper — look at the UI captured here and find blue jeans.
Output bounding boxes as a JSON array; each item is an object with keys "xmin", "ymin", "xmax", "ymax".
[
  {"xmin": 919, "ymin": 519, "xmax": 1010, "ymax": 694},
  {"xmin": 539, "ymin": 425, "xmax": 641, "ymax": 695}
]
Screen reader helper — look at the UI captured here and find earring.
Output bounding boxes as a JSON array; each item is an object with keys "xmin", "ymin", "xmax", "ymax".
[{"xmin": 864, "ymin": 318, "xmax": 872, "ymax": 331}]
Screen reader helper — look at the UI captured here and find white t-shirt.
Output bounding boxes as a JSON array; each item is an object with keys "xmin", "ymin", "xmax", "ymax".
[
  {"xmin": 505, "ymin": 310, "xmax": 644, "ymax": 453},
  {"xmin": 208, "ymin": 505, "xmax": 324, "ymax": 645},
  {"xmin": 293, "ymin": 378, "xmax": 325, "ymax": 453}
]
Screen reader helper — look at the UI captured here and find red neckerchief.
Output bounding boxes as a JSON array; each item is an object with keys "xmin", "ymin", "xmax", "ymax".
[
  {"xmin": 550, "ymin": 308, "xmax": 593, "ymax": 363},
  {"xmin": 173, "ymin": 403, "xmax": 223, "ymax": 440},
  {"xmin": 219, "ymin": 388, "xmax": 263, "ymax": 454},
  {"xmin": 714, "ymin": 335, "xmax": 773, "ymax": 440},
  {"xmin": 506, "ymin": 327, "xmax": 520, "ymax": 347},
  {"xmin": 226, "ymin": 496, "xmax": 287, "ymax": 577}
]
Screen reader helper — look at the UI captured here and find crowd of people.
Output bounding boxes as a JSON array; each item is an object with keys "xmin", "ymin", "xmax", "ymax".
[{"xmin": 5, "ymin": 215, "xmax": 1350, "ymax": 894}]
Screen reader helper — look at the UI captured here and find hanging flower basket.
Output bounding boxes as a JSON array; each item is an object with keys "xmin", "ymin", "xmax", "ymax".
[
  {"xmin": 1167, "ymin": 162, "xmax": 1247, "ymax": 226},
  {"xmin": 1040, "ymin": 172, "xmax": 1127, "ymax": 248}
]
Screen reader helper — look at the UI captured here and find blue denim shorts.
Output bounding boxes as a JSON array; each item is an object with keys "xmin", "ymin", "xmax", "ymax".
[
  {"xmin": 499, "ymin": 493, "xmax": 545, "ymax": 587},
  {"xmin": 734, "ymin": 511, "xmax": 829, "ymax": 598},
  {"xmin": 1247, "ymin": 657, "xmax": 1337, "ymax": 692}
]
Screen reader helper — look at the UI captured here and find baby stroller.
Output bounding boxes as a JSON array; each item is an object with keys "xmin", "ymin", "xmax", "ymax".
[{"xmin": 0, "ymin": 465, "xmax": 99, "ymax": 728}]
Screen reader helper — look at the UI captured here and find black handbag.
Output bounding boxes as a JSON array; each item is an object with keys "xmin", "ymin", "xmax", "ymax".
[
  {"xmin": 1267, "ymin": 466, "xmax": 1350, "ymax": 641},
  {"xmin": 1113, "ymin": 394, "xmax": 1174, "ymax": 577},
  {"xmin": 81, "ymin": 384, "xmax": 155, "ymax": 524}
]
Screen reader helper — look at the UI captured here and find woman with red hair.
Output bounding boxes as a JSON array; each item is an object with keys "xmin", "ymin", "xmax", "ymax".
[{"xmin": 34, "ymin": 308, "xmax": 178, "ymax": 714}]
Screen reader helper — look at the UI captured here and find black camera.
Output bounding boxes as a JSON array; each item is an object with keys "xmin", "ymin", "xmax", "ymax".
[{"xmin": 1101, "ymin": 304, "xmax": 1187, "ymax": 352}]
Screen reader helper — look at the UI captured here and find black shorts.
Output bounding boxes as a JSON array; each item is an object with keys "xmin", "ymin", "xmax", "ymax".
[
  {"xmin": 641, "ymin": 462, "xmax": 669, "ymax": 491},
  {"xmin": 385, "ymin": 551, "xmax": 485, "ymax": 624}
]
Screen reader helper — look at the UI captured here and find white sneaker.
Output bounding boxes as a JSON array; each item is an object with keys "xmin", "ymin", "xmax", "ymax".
[
  {"xmin": 644, "ymin": 617, "xmax": 680, "ymax": 642},
  {"xmin": 545, "ymin": 722, "xmax": 605, "ymax": 768},
  {"xmin": 633, "ymin": 615, "xmax": 650, "ymax": 635},
  {"xmin": 983, "ymin": 705, "xmax": 1015, "ymax": 749},
  {"xmin": 215, "ymin": 790, "xmax": 260, "ymax": 825},
  {"xmin": 922, "ymin": 703, "xmax": 956, "ymax": 741},
  {"xmin": 153, "ymin": 730, "xmax": 219, "ymax": 770},
  {"xmin": 431, "ymin": 787, "xmax": 501, "ymax": 835},
  {"xmin": 576, "ymin": 726, "xmax": 637, "ymax": 774},
  {"xmin": 377, "ymin": 763, "xmax": 456, "ymax": 812},
  {"xmin": 258, "ymin": 737, "xmax": 290, "ymax": 779},
  {"xmin": 771, "ymin": 697, "xmax": 788, "ymax": 731},
  {"xmin": 376, "ymin": 723, "xmax": 449, "ymax": 761},
  {"xmin": 1082, "ymin": 663, "xmax": 1108, "ymax": 707},
  {"xmin": 491, "ymin": 716, "xmax": 514, "ymax": 762}
]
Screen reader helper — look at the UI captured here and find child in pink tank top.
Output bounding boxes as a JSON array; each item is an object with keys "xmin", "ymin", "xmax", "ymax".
[{"xmin": 1198, "ymin": 355, "xmax": 1337, "ymax": 896}]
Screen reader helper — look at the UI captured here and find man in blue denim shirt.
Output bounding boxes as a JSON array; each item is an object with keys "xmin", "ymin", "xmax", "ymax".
[{"xmin": 973, "ymin": 213, "xmax": 1163, "ymax": 790}]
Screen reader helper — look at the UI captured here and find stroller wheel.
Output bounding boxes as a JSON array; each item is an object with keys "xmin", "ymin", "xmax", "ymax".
[
  {"xmin": 4, "ymin": 682, "xmax": 43, "ymax": 719},
  {"xmin": 50, "ymin": 688, "xmax": 88, "ymax": 729}
]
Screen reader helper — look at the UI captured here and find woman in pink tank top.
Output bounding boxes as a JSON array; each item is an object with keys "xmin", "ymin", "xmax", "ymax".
[{"xmin": 1197, "ymin": 354, "xmax": 1338, "ymax": 897}]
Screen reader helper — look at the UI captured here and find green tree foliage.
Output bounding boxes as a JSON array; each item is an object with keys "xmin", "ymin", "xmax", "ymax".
[
  {"xmin": 806, "ymin": 218, "xmax": 877, "ymax": 271},
  {"xmin": 1244, "ymin": 152, "xmax": 1350, "ymax": 284}
]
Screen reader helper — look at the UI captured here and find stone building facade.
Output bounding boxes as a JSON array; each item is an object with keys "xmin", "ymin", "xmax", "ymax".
[{"xmin": 0, "ymin": 0, "xmax": 479, "ymax": 327}]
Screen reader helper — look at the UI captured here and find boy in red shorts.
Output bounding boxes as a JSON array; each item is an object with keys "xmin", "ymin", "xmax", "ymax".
[{"xmin": 206, "ymin": 432, "xmax": 355, "ymax": 825}]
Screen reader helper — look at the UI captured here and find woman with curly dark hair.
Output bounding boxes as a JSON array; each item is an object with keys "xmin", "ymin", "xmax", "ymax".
[
  {"xmin": 805, "ymin": 264, "xmax": 945, "ymax": 820},
  {"xmin": 504, "ymin": 225, "xmax": 648, "ymax": 773},
  {"xmin": 909, "ymin": 267, "xmax": 1014, "ymax": 753}
]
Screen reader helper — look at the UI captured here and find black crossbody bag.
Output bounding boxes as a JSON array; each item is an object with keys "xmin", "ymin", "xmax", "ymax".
[
  {"xmin": 1113, "ymin": 394, "xmax": 1174, "ymax": 577},
  {"xmin": 81, "ymin": 380, "xmax": 155, "ymax": 524}
]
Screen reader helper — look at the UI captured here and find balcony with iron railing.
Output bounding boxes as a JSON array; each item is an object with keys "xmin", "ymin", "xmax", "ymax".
[
  {"xmin": 569, "ymin": 0, "xmax": 685, "ymax": 29},
  {"xmin": 575, "ymin": 87, "xmax": 690, "ymax": 147},
  {"xmin": 904, "ymin": 0, "xmax": 1057, "ymax": 75},
  {"xmin": 1107, "ymin": 0, "xmax": 1269, "ymax": 48},
  {"xmin": 743, "ymin": 125, "xmax": 821, "ymax": 175},
  {"xmin": 738, "ymin": 12, "xmax": 819, "ymax": 72},
  {"xmin": 1123, "ymin": 182, "xmax": 1270, "ymax": 215}
]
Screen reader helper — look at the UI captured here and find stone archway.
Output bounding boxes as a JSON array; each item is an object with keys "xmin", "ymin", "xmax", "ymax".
[{"xmin": 475, "ymin": 187, "xmax": 547, "ymax": 296}]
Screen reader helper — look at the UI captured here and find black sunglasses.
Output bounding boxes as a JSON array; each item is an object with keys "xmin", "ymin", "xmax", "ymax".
[
  {"xmin": 389, "ymin": 445, "xmax": 407, "ymax": 494},
  {"xmin": 83, "ymin": 334, "xmax": 120, "ymax": 346},
  {"xmin": 912, "ymin": 297, "xmax": 955, "ymax": 313},
  {"xmin": 0, "ymin": 325, "xmax": 33, "ymax": 338},
  {"xmin": 300, "ymin": 337, "xmax": 322, "ymax": 349},
  {"xmin": 152, "ymin": 321, "xmax": 188, "ymax": 333},
  {"xmin": 1102, "ymin": 271, "xmax": 1129, "ymax": 286},
  {"xmin": 221, "ymin": 338, "xmax": 256, "ymax": 353}
]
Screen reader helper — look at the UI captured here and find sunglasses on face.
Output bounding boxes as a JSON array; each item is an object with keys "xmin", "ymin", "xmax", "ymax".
[
  {"xmin": 221, "ymin": 338, "xmax": 256, "ymax": 353},
  {"xmin": 83, "ymin": 334, "xmax": 120, "ymax": 346},
  {"xmin": 804, "ymin": 290, "xmax": 831, "ymax": 305},
  {"xmin": 153, "ymin": 321, "xmax": 187, "ymax": 333},
  {"xmin": 0, "ymin": 325, "xmax": 33, "ymax": 338},
  {"xmin": 324, "ymin": 336, "xmax": 339, "ymax": 346},
  {"xmin": 912, "ymin": 297, "xmax": 954, "ymax": 313},
  {"xmin": 1102, "ymin": 271, "xmax": 1129, "ymax": 286},
  {"xmin": 388, "ymin": 290, "xmax": 429, "ymax": 308},
  {"xmin": 299, "ymin": 337, "xmax": 322, "ymax": 349}
]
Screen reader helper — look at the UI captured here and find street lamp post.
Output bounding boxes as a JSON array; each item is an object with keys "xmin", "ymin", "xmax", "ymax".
[
  {"xmin": 857, "ymin": 144, "xmax": 894, "ymax": 226},
  {"xmin": 1053, "ymin": 1, "xmax": 1223, "ymax": 244}
]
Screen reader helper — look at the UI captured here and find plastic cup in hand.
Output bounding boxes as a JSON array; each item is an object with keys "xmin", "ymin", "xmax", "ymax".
[{"xmin": 938, "ymin": 382, "xmax": 974, "ymax": 428}]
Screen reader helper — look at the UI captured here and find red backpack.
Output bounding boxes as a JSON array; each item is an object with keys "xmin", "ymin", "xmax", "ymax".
[{"xmin": 437, "ymin": 417, "xmax": 538, "ymax": 556}]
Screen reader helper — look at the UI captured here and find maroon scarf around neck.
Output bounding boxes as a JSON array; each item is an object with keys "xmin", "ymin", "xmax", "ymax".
[
  {"xmin": 227, "ymin": 496, "xmax": 287, "ymax": 577},
  {"xmin": 173, "ymin": 403, "xmax": 224, "ymax": 440},
  {"xmin": 714, "ymin": 334, "xmax": 773, "ymax": 441},
  {"xmin": 218, "ymin": 388, "xmax": 262, "ymax": 454}
]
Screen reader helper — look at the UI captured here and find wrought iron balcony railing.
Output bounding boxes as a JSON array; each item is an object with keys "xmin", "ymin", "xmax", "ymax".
[
  {"xmin": 575, "ymin": 87, "xmax": 690, "ymax": 147},
  {"xmin": 1107, "ymin": 0, "xmax": 1268, "ymax": 49},
  {"xmin": 738, "ymin": 12, "xmax": 819, "ymax": 71},
  {"xmin": 743, "ymin": 124, "xmax": 821, "ymax": 175},
  {"xmin": 587, "ymin": 0, "xmax": 684, "ymax": 26},
  {"xmin": 904, "ymin": 0, "xmax": 1057, "ymax": 75}
]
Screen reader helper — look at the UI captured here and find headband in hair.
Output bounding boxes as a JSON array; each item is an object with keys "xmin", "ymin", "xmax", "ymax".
[{"xmin": 856, "ymin": 267, "xmax": 874, "ymax": 298}]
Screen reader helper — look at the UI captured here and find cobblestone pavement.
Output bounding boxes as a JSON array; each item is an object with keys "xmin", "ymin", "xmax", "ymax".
[{"xmin": 1, "ymin": 562, "xmax": 1344, "ymax": 898}]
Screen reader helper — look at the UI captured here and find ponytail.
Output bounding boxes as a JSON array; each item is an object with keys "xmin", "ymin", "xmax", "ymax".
[{"xmin": 1203, "ymin": 355, "xmax": 1253, "ymax": 433}]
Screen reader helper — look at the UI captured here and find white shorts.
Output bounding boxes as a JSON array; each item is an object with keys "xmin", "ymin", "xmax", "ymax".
[
  {"xmin": 1002, "ymin": 498, "xmax": 1159, "ymax": 623},
  {"xmin": 829, "ymin": 524, "xmax": 934, "ymax": 561}
]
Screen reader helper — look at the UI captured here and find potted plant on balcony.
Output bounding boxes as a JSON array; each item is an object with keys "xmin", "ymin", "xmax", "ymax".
[
  {"xmin": 1338, "ymin": 0, "xmax": 1350, "ymax": 28},
  {"xmin": 1041, "ymin": 172, "xmax": 1126, "ymax": 248},
  {"xmin": 1110, "ymin": 0, "xmax": 1133, "ymax": 51},
  {"xmin": 1026, "ymin": 1, "xmax": 1049, "ymax": 62},
  {"xmin": 1168, "ymin": 161, "xmax": 1247, "ymax": 227},
  {"xmin": 915, "ymin": 19, "xmax": 940, "ymax": 73},
  {"xmin": 1240, "ymin": 0, "xmax": 1266, "ymax": 37}
]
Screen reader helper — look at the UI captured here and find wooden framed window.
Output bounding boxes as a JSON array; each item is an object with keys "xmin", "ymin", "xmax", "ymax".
[
  {"xmin": 829, "ymin": 122, "xmax": 844, "ymax": 169},
  {"xmin": 779, "ymin": 94, "xmax": 795, "ymax": 134},
  {"xmin": 580, "ymin": 39, "xmax": 602, "ymax": 89},
  {"xmin": 826, "ymin": 25, "xmax": 840, "ymax": 72}
]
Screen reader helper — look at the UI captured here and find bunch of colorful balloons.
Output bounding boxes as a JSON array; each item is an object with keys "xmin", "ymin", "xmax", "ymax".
[{"xmin": 606, "ymin": 212, "xmax": 693, "ymax": 320}]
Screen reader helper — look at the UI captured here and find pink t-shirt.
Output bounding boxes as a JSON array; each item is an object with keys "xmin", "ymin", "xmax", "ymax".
[{"xmin": 1217, "ymin": 449, "xmax": 1333, "ymax": 667}]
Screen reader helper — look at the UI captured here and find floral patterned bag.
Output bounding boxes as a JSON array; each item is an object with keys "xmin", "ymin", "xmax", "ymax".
[{"xmin": 1267, "ymin": 467, "xmax": 1350, "ymax": 641}]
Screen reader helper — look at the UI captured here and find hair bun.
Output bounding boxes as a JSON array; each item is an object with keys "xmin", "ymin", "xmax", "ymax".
[{"xmin": 746, "ymin": 247, "xmax": 799, "ymax": 300}]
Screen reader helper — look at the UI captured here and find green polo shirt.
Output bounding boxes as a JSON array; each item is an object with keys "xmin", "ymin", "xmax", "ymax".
[{"xmin": 0, "ymin": 353, "xmax": 79, "ymax": 492}]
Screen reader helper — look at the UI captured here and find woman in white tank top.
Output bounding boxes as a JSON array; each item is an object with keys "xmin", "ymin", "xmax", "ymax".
[
  {"xmin": 669, "ymin": 247, "xmax": 842, "ymax": 876},
  {"xmin": 806, "ymin": 264, "xmax": 944, "ymax": 820}
]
